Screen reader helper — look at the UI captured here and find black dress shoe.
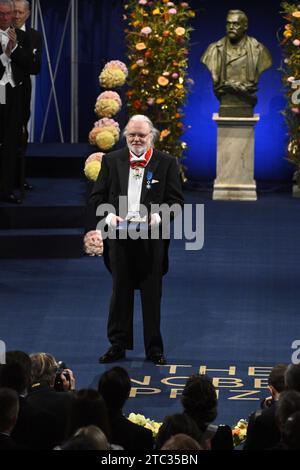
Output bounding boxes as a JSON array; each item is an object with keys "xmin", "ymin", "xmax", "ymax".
[
  {"xmin": 1, "ymin": 192, "xmax": 22, "ymax": 204},
  {"xmin": 147, "ymin": 353, "xmax": 167, "ymax": 365},
  {"xmin": 98, "ymin": 346, "xmax": 125, "ymax": 363},
  {"xmin": 24, "ymin": 182, "xmax": 34, "ymax": 191}
]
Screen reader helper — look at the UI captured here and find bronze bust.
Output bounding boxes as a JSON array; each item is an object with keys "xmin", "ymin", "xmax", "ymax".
[{"xmin": 201, "ymin": 10, "xmax": 272, "ymax": 117}]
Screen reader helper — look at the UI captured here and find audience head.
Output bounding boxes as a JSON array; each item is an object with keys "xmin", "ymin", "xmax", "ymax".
[
  {"xmin": 161, "ymin": 433, "xmax": 203, "ymax": 450},
  {"xmin": 0, "ymin": 387, "xmax": 19, "ymax": 434},
  {"xmin": 68, "ymin": 388, "xmax": 111, "ymax": 441},
  {"xmin": 30, "ymin": 352, "xmax": 58, "ymax": 387},
  {"xmin": 0, "ymin": 350, "xmax": 32, "ymax": 394},
  {"xmin": 285, "ymin": 364, "xmax": 300, "ymax": 392},
  {"xmin": 267, "ymin": 363, "xmax": 288, "ymax": 399},
  {"xmin": 155, "ymin": 413, "xmax": 203, "ymax": 450},
  {"xmin": 0, "ymin": 1, "xmax": 13, "ymax": 30},
  {"xmin": 282, "ymin": 411, "xmax": 300, "ymax": 450},
  {"xmin": 276, "ymin": 390, "xmax": 300, "ymax": 431},
  {"xmin": 181, "ymin": 374, "xmax": 218, "ymax": 428},
  {"xmin": 98, "ymin": 366, "xmax": 131, "ymax": 412},
  {"xmin": 60, "ymin": 425, "xmax": 109, "ymax": 450}
]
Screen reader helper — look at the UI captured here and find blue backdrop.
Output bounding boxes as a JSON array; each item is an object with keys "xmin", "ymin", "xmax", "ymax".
[{"xmin": 34, "ymin": 0, "xmax": 292, "ymax": 181}]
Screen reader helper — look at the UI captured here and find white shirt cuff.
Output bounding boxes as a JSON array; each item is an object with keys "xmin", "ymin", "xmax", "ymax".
[{"xmin": 105, "ymin": 213, "xmax": 115, "ymax": 227}]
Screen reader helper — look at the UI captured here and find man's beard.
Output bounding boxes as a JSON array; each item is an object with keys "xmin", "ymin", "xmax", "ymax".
[{"xmin": 128, "ymin": 143, "xmax": 148, "ymax": 156}]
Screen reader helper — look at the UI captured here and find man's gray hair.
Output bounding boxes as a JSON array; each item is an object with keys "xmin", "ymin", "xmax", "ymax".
[
  {"xmin": 227, "ymin": 10, "xmax": 248, "ymax": 26},
  {"xmin": 13, "ymin": 0, "xmax": 30, "ymax": 10},
  {"xmin": 123, "ymin": 114, "xmax": 160, "ymax": 145},
  {"xmin": 0, "ymin": 0, "xmax": 13, "ymax": 8}
]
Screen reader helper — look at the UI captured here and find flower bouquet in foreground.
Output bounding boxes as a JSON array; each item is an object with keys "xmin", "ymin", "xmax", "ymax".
[
  {"xmin": 128, "ymin": 413, "xmax": 162, "ymax": 437},
  {"xmin": 232, "ymin": 419, "xmax": 248, "ymax": 447}
]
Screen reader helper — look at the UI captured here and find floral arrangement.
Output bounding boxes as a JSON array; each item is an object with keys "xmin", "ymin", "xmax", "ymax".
[
  {"xmin": 128, "ymin": 413, "xmax": 162, "ymax": 437},
  {"xmin": 124, "ymin": 0, "xmax": 195, "ymax": 168},
  {"xmin": 232, "ymin": 419, "xmax": 248, "ymax": 447},
  {"xmin": 83, "ymin": 230, "xmax": 104, "ymax": 256},
  {"xmin": 281, "ymin": 2, "xmax": 300, "ymax": 184},
  {"xmin": 99, "ymin": 60, "xmax": 129, "ymax": 88},
  {"xmin": 95, "ymin": 91, "xmax": 122, "ymax": 118},
  {"xmin": 84, "ymin": 152, "xmax": 104, "ymax": 182}
]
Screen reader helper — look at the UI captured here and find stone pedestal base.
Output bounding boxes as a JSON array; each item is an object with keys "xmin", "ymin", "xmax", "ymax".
[
  {"xmin": 293, "ymin": 184, "xmax": 300, "ymax": 198},
  {"xmin": 212, "ymin": 113, "xmax": 259, "ymax": 201}
]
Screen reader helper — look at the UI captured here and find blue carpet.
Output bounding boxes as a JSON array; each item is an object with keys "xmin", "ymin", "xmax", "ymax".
[{"xmin": 0, "ymin": 191, "xmax": 299, "ymax": 428}]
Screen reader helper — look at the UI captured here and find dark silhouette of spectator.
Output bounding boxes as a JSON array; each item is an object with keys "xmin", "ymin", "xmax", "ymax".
[
  {"xmin": 59, "ymin": 425, "xmax": 110, "ymax": 451},
  {"xmin": 98, "ymin": 366, "xmax": 153, "ymax": 451},
  {"xmin": 181, "ymin": 374, "xmax": 233, "ymax": 450},
  {"xmin": 0, "ymin": 387, "xmax": 20, "ymax": 450},
  {"xmin": 0, "ymin": 350, "xmax": 58, "ymax": 449},
  {"xmin": 243, "ymin": 363, "xmax": 288, "ymax": 450},
  {"xmin": 285, "ymin": 363, "xmax": 300, "ymax": 392},
  {"xmin": 161, "ymin": 433, "xmax": 203, "ymax": 451},
  {"xmin": 155, "ymin": 413, "xmax": 203, "ymax": 450},
  {"xmin": 271, "ymin": 390, "xmax": 300, "ymax": 450},
  {"xmin": 281, "ymin": 411, "xmax": 300, "ymax": 450},
  {"xmin": 67, "ymin": 389, "xmax": 112, "ymax": 443},
  {"xmin": 26, "ymin": 352, "xmax": 75, "ymax": 445}
]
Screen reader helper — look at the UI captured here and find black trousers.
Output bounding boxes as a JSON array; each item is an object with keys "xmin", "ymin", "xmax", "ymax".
[
  {"xmin": 0, "ymin": 83, "xmax": 23, "ymax": 194},
  {"xmin": 107, "ymin": 237, "xmax": 164, "ymax": 355}
]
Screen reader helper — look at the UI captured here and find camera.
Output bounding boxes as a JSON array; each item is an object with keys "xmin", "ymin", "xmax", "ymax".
[{"xmin": 54, "ymin": 361, "xmax": 70, "ymax": 391}]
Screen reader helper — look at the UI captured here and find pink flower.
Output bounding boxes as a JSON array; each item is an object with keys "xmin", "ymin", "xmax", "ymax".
[
  {"xmin": 139, "ymin": 0, "xmax": 147, "ymax": 4},
  {"xmin": 168, "ymin": 8, "xmax": 177, "ymax": 14},
  {"xmin": 147, "ymin": 97, "xmax": 154, "ymax": 106},
  {"xmin": 94, "ymin": 118, "xmax": 120, "ymax": 130},
  {"xmin": 104, "ymin": 60, "xmax": 128, "ymax": 76},
  {"xmin": 181, "ymin": 2, "xmax": 189, "ymax": 7},
  {"xmin": 172, "ymin": 72, "xmax": 179, "ymax": 79},
  {"xmin": 291, "ymin": 107, "xmax": 300, "ymax": 113},
  {"xmin": 97, "ymin": 91, "xmax": 122, "ymax": 106},
  {"xmin": 167, "ymin": 2, "xmax": 175, "ymax": 5},
  {"xmin": 287, "ymin": 76, "xmax": 295, "ymax": 82},
  {"xmin": 141, "ymin": 26, "xmax": 152, "ymax": 35},
  {"xmin": 293, "ymin": 39, "xmax": 300, "ymax": 46},
  {"xmin": 136, "ymin": 59, "xmax": 144, "ymax": 66},
  {"xmin": 84, "ymin": 231, "xmax": 104, "ymax": 257}
]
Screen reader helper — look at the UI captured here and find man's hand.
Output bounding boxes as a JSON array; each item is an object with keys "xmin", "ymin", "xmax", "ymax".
[
  {"xmin": 149, "ymin": 213, "xmax": 161, "ymax": 227},
  {"xmin": 60, "ymin": 368, "xmax": 76, "ymax": 391},
  {"xmin": 5, "ymin": 28, "xmax": 17, "ymax": 57},
  {"xmin": 109, "ymin": 215, "xmax": 124, "ymax": 227}
]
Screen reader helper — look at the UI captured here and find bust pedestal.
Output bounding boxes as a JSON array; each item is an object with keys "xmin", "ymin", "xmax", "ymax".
[
  {"xmin": 293, "ymin": 185, "xmax": 300, "ymax": 198},
  {"xmin": 212, "ymin": 113, "xmax": 259, "ymax": 201}
]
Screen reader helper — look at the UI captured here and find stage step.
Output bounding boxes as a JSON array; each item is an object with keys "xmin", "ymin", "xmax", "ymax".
[
  {"xmin": 25, "ymin": 143, "xmax": 96, "ymax": 178},
  {"xmin": 0, "ymin": 227, "xmax": 85, "ymax": 258}
]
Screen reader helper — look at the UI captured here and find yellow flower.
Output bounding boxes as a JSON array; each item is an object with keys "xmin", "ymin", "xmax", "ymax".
[
  {"xmin": 157, "ymin": 76, "xmax": 169, "ymax": 86},
  {"xmin": 160, "ymin": 129, "xmax": 171, "ymax": 140},
  {"xmin": 136, "ymin": 42, "xmax": 147, "ymax": 50},
  {"xmin": 99, "ymin": 68, "xmax": 126, "ymax": 88},
  {"xmin": 95, "ymin": 99, "xmax": 120, "ymax": 118},
  {"xmin": 176, "ymin": 83, "xmax": 184, "ymax": 89},
  {"xmin": 96, "ymin": 130, "xmax": 115, "ymax": 150},
  {"xmin": 175, "ymin": 27, "xmax": 186, "ymax": 36},
  {"xmin": 156, "ymin": 97, "xmax": 165, "ymax": 104},
  {"xmin": 84, "ymin": 160, "xmax": 101, "ymax": 181},
  {"xmin": 284, "ymin": 30, "xmax": 293, "ymax": 39},
  {"xmin": 132, "ymin": 20, "xmax": 140, "ymax": 27},
  {"xmin": 152, "ymin": 8, "xmax": 160, "ymax": 15},
  {"xmin": 292, "ymin": 11, "xmax": 300, "ymax": 18}
]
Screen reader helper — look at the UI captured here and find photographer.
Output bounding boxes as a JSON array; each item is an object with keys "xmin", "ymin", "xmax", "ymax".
[{"xmin": 25, "ymin": 352, "xmax": 76, "ymax": 446}]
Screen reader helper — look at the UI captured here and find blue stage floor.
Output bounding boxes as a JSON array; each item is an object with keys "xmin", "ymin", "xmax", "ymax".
[{"xmin": 1, "ymin": 191, "xmax": 299, "ymax": 428}]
